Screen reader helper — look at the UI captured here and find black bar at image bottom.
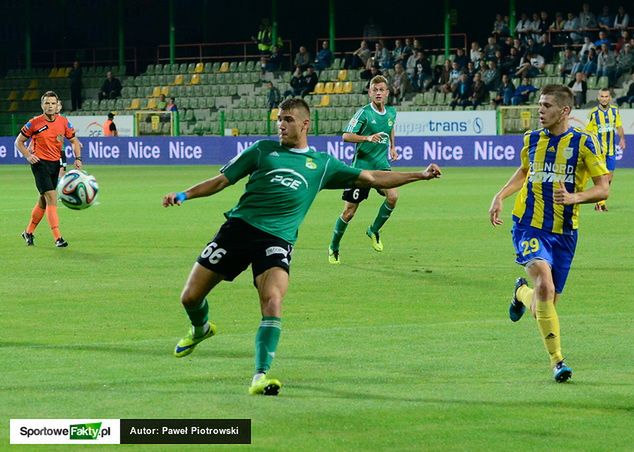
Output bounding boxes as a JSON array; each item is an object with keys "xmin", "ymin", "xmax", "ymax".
[{"xmin": 120, "ymin": 419, "xmax": 251, "ymax": 444}]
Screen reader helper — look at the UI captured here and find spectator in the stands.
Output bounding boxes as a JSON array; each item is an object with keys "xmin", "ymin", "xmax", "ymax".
[
  {"xmin": 615, "ymin": 74, "xmax": 634, "ymax": 107},
  {"xmin": 594, "ymin": 31, "xmax": 611, "ymax": 48},
  {"xmin": 390, "ymin": 62, "xmax": 412, "ymax": 103},
  {"xmin": 412, "ymin": 51, "xmax": 433, "ymax": 91},
  {"xmin": 465, "ymin": 72, "xmax": 488, "ymax": 110},
  {"xmin": 406, "ymin": 50, "xmax": 419, "ymax": 79},
  {"xmin": 615, "ymin": 30, "xmax": 631, "ymax": 53},
  {"xmin": 98, "ymin": 71, "xmax": 122, "ymax": 101},
  {"xmin": 347, "ymin": 40, "xmax": 371, "ymax": 69},
  {"xmin": 284, "ymin": 67, "xmax": 304, "ymax": 97},
  {"xmin": 447, "ymin": 61, "xmax": 464, "ymax": 88},
  {"xmin": 511, "ymin": 77, "xmax": 538, "ymax": 105},
  {"xmin": 294, "ymin": 46, "xmax": 311, "ymax": 72},
  {"xmin": 525, "ymin": 37, "xmax": 541, "ymax": 57},
  {"xmin": 157, "ymin": 93, "xmax": 167, "ymax": 110},
  {"xmin": 401, "ymin": 38, "xmax": 413, "ymax": 61},
  {"xmin": 559, "ymin": 47, "xmax": 579, "ymax": 81},
  {"xmin": 300, "ymin": 65, "xmax": 318, "ymax": 97},
  {"xmin": 501, "ymin": 46, "xmax": 521, "ymax": 75},
  {"xmin": 568, "ymin": 72, "xmax": 588, "ymax": 108},
  {"xmin": 433, "ymin": 60, "xmax": 452, "ymax": 93},
  {"xmin": 482, "ymin": 60, "xmax": 501, "ymax": 91},
  {"xmin": 373, "ymin": 40, "xmax": 392, "ymax": 69},
  {"xmin": 449, "ymin": 73, "xmax": 472, "ymax": 110},
  {"xmin": 314, "ymin": 41, "xmax": 333, "ymax": 71},
  {"xmin": 166, "ymin": 97, "xmax": 178, "ymax": 112},
  {"xmin": 581, "ymin": 47, "xmax": 598, "ymax": 77},
  {"xmin": 266, "ymin": 46, "xmax": 282, "ymax": 72},
  {"xmin": 539, "ymin": 33, "xmax": 555, "ymax": 63},
  {"xmin": 453, "ymin": 47, "xmax": 469, "ymax": 70},
  {"xmin": 69, "ymin": 60, "xmax": 82, "ymax": 111},
  {"xmin": 464, "ymin": 61, "xmax": 478, "ymax": 83},
  {"xmin": 597, "ymin": 43, "xmax": 617, "ymax": 86},
  {"xmin": 579, "ymin": 2, "xmax": 597, "ymax": 30},
  {"xmin": 616, "ymin": 43, "xmax": 633, "ymax": 80},
  {"xmin": 492, "ymin": 14, "xmax": 509, "ymax": 37},
  {"xmin": 492, "ymin": 74, "xmax": 515, "ymax": 107},
  {"xmin": 470, "ymin": 41, "xmax": 483, "ymax": 69},
  {"xmin": 614, "ymin": 6, "xmax": 630, "ymax": 32},
  {"xmin": 362, "ymin": 63, "xmax": 383, "ymax": 93},
  {"xmin": 266, "ymin": 81, "xmax": 281, "ymax": 111},
  {"xmin": 597, "ymin": 5, "xmax": 613, "ymax": 32},
  {"xmin": 515, "ymin": 51, "xmax": 544, "ymax": 78},
  {"xmin": 563, "ymin": 12, "xmax": 583, "ymax": 44},
  {"xmin": 392, "ymin": 39, "xmax": 407, "ymax": 66},
  {"xmin": 483, "ymin": 36, "xmax": 500, "ymax": 62},
  {"xmin": 528, "ymin": 13, "xmax": 542, "ymax": 42},
  {"xmin": 515, "ymin": 13, "xmax": 531, "ymax": 42},
  {"xmin": 578, "ymin": 36, "xmax": 596, "ymax": 58},
  {"xmin": 411, "ymin": 39, "xmax": 423, "ymax": 54}
]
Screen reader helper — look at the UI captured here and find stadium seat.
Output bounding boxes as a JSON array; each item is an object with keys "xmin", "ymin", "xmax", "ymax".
[
  {"xmin": 147, "ymin": 98, "xmax": 157, "ymax": 109},
  {"xmin": 195, "ymin": 62, "xmax": 204, "ymax": 73},
  {"xmin": 318, "ymin": 95, "xmax": 330, "ymax": 107},
  {"xmin": 173, "ymin": 74, "xmax": 184, "ymax": 85},
  {"xmin": 312, "ymin": 83, "xmax": 325, "ymax": 95},
  {"xmin": 324, "ymin": 82, "xmax": 335, "ymax": 94},
  {"xmin": 337, "ymin": 69, "xmax": 348, "ymax": 81},
  {"xmin": 204, "ymin": 62, "xmax": 212, "ymax": 73},
  {"xmin": 334, "ymin": 82, "xmax": 344, "ymax": 94},
  {"xmin": 219, "ymin": 62, "xmax": 229, "ymax": 73},
  {"xmin": 150, "ymin": 86, "xmax": 161, "ymax": 97},
  {"xmin": 189, "ymin": 74, "xmax": 201, "ymax": 85},
  {"xmin": 229, "ymin": 62, "xmax": 238, "ymax": 72},
  {"xmin": 245, "ymin": 61, "xmax": 256, "ymax": 72},
  {"xmin": 127, "ymin": 98, "xmax": 140, "ymax": 110},
  {"xmin": 160, "ymin": 86, "xmax": 170, "ymax": 96}
]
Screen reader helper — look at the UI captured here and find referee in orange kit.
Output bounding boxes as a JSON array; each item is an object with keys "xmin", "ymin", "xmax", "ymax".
[{"xmin": 15, "ymin": 91, "xmax": 82, "ymax": 247}]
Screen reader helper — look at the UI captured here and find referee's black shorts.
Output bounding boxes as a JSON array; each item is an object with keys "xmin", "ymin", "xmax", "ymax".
[{"xmin": 31, "ymin": 159, "xmax": 61, "ymax": 194}]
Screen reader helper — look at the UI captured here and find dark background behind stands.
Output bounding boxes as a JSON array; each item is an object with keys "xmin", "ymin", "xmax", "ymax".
[{"xmin": 0, "ymin": 0, "xmax": 630, "ymax": 74}]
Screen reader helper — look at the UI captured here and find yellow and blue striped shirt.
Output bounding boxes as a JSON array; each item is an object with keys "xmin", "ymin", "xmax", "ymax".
[
  {"xmin": 512, "ymin": 127, "xmax": 608, "ymax": 235},
  {"xmin": 585, "ymin": 105, "xmax": 622, "ymax": 157}
]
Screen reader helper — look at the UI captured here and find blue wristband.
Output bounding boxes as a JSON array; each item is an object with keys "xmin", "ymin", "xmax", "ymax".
[{"xmin": 175, "ymin": 192, "xmax": 188, "ymax": 203}]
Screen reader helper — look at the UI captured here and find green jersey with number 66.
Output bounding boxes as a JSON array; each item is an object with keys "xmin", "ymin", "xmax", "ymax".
[
  {"xmin": 221, "ymin": 140, "xmax": 362, "ymax": 244},
  {"xmin": 344, "ymin": 103, "xmax": 396, "ymax": 170}
]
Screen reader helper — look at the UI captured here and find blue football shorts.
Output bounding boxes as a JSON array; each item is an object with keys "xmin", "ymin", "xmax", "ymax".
[
  {"xmin": 511, "ymin": 223, "xmax": 578, "ymax": 294},
  {"xmin": 605, "ymin": 153, "xmax": 616, "ymax": 172}
]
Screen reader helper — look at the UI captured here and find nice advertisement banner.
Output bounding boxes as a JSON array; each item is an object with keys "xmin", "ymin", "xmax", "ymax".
[{"xmin": 0, "ymin": 135, "xmax": 632, "ymax": 167}]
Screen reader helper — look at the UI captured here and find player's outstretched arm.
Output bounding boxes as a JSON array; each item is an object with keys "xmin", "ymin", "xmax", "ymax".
[
  {"xmin": 554, "ymin": 176, "xmax": 609, "ymax": 205},
  {"xmin": 489, "ymin": 166, "xmax": 527, "ymax": 227},
  {"xmin": 355, "ymin": 163, "xmax": 442, "ymax": 189},
  {"xmin": 163, "ymin": 174, "xmax": 231, "ymax": 207}
]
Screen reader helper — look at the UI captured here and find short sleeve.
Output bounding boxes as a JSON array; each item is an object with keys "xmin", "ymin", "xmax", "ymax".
[
  {"xmin": 581, "ymin": 134, "xmax": 609, "ymax": 176},
  {"xmin": 65, "ymin": 118, "xmax": 76, "ymax": 139},
  {"xmin": 320, "ymin": 156, "xmax": 362, "ymax": 190},
  {"xmin": 520, "ymin": 131, "xmax": 531, "ymax": 169},
  {"xmin": 344, "ymin": 108, "xmax": 366, "ymax": 134},
  {"xmin": 615, "ymin": 109, "xmax": 622, "ymax": 128},
  {"xmin": 585, "ymin": 112, "xmax": 597, "ymax": 135},
  {"xmin": 220, "ymin": 143, "xmax": 260, "ymax": 184},
  {"xmin": 20, "ymin": 120, "xmax": 34, "ymax": 138}
]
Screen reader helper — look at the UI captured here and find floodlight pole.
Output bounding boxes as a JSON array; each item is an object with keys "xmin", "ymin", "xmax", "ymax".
[
  {"xmin": 329, "ymin": 0, "xmax": 336, "ymax": 52},
  {"xmin": 271, "ymin": 0, "xmax": 278, "ymax": 51},
  {"xmin": 169, "ymin": 0, "xmax": 176, "ymax": 64},
  {"xmin": 118, "ymin": 0, "xmax": 125, "ymax": 69},
  {"xmin": 444, "ymin": 0, "xmax": 451, "ymax": 59}
]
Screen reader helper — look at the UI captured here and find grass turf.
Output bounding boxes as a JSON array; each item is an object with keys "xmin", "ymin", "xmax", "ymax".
[{"xmin": 1, "ymin": 165, "xmax": 633, "ymax": 451}]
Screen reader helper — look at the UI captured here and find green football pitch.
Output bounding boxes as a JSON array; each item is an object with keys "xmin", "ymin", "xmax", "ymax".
[{"xmin": 1, "ymin": 165, "xmax": 633, "ymax": 450}]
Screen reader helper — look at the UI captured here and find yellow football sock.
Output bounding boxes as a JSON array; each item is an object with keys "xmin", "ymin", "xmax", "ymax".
[
  {"xmin": 516, "ymin": 285, "xmax": 534, "ymax": 306},
  {"xmin": 535, "ymin": 300, "xmax": 563, "ymax": 366}
]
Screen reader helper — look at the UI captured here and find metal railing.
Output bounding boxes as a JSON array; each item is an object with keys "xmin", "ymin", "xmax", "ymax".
[{"xmin": 16, "ymin": 47, "xmax": 138, "ymax": 74}]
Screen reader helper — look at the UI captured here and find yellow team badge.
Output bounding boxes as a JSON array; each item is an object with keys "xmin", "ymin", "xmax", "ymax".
[
  {"xmin": 305, "ymin": 157, "xmax": 317, "ymax": 169},
  {"xmin": 388, "ymin": 119, "xmax": 393, "ymax": 127}
]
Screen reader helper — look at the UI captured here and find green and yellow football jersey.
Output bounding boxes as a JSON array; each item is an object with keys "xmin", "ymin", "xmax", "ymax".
[{"xmin": 344, "ymin": 103, "xmax": 396, "ymax": 170}]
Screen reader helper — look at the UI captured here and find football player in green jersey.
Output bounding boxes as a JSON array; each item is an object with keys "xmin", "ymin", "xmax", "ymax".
[
  {"xmin": 329, "ymin": 75, "xmax": 398, "ymax": 264},
  {"xmin": 163, "ymin": 98, "xmax": 441, "ymax": 395}
]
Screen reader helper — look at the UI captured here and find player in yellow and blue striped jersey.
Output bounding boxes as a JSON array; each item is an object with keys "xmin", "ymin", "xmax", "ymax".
[
  {"xmin": 489, "ymin": 85, "xmax": 610, "ymax": 383},
  {"xmin": 585, "ymin": 88, "xmax": 626, "ymax": 211}
]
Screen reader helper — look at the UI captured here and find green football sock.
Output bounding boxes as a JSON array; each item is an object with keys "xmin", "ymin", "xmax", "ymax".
[
  {"xmin": 184, "ymin": 298, "xmax": 209, "ymax": 337},
  {"xmin": 370, "ymin": 201, "xmax": 394, "ymax": 233},
  {"xmin": 330, "ymin": 216, "xmax": 349, "ymax": 251},
  {"xmin": 255, "ymin": 317, "xmax": 281, "ymax": 373}
]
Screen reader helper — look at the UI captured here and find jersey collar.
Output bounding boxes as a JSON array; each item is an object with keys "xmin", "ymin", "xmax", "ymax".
[
  {"xmin": 287, "ymin": 147, "xmax": 310, "ymax": 154},
  {"xmin": 369, "ymin": 103, "xmax": 387, "ymax": 115}
]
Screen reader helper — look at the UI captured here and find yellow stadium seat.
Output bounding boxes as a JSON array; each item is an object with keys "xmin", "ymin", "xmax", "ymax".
[
  {"xmin": 324, "ymin": 82, "xmax": 335, "ymax": 94},
  {"xmin": 60, "ymin": 67, "xmax": 71, "ymax": 77},
  {"xmin": 312, "ymin": 82, "xmax": 325, "ymax": 94},
  {"xmin": 48, "ymin": 68, "xmax": 57, "ymax": 78},
  {"xmin": 318, "ymin": 95, "xmax": 330, "ymax": 107},
  {"xmin": 343, "ymin": 81, "xmax": 353, "ymax": 93},
  {"xmin": 334, "ymin": 82, "xmax": 344, "ymax": 94},
  {"xmin": 189, "ymin": 74, "xmax": 201, "ymax": 85},
  {"xmin": 7, "ymin": 90, "xmax": 18, "ymax": 101},
  {"xmin": 173, "ymin": 74, "xmax": 184, "ymax": 85},
  {"xmin": 146, "ymin": 98, "xmax": 157, "ymax": 109},
  {"xmin": 9, "ymin": 101, "xmax": 19, "ymax": 112},
  {"xmin": 160, "ymin": 86, "xmax": 170, "ymax": 96},
  {"xmin": 194, "ymin": 62, "xmax": 204, "ymax": 73},
  {"xmin": 150, "ymin": 86, "xmax": 161, "ymax": 97},
  {"xmin": 269, "ymin": 108, "xmax": 279, "ymax": 121},
  {"xmin": 28, "ymin": 79, "xmax": 39, "ymax": 89},
  {"xmin": 127, "ymin": 98, "xmax": 140, "ymax": 110},
  {"xmin": 337, "ymin": 70, "xmax": 348, "ymax": 81},
  {"xmin": 219, "ymin": 62, "xmax": 229, "ymax": 73}
]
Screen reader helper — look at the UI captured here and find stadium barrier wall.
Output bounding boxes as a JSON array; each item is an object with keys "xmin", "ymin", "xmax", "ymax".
[{"xmin": 0, "ymin": 135, "xmax": 632, "ymax": 167}]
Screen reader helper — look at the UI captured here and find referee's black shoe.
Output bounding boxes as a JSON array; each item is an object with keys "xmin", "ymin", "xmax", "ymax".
[
  {"xmin": 21, "ymin": 231, "xmax": 34, "ymax": 246},
  {"xmin": 55, "ymin": 237, "xmax": 69, "ymax": 248}
]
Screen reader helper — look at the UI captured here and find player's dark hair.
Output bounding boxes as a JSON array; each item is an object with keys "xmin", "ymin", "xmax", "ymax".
[
  {"xmin": 279, "ymin": 98, "xmax": 310, "ymax": 117},
  {"xmin": 541, "ymin": 84, "xmax": 573, "ymax": 109},
  {"xmin": 41, "ymin": 91, "xmax": 59, "ymax": 104}
]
